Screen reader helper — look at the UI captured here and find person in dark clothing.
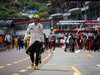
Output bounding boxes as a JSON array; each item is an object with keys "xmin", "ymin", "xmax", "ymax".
[
  {"xmin": 24, "ymin": 40, "xmax": 27, "ymax": 50},
  {"xmin": 20, "ymin": 38, "xmax": 24, "ymax": 49},
  {"xmin": 12, "ymin": 35, "xmax": 15, "ymax": 49},
  {"xmin": 93, "ymin": 36, "xmax": 98, "ymax": 52},
  {"xmin": 77, "ymin": 35, "xmax": 81, "ymax": 49},
  {"xmin": 96, "ymin": 35, "xmax": 100, "ymax": 51},
  {"xmin": 69, "ymin": 34, "xmax": 75, "ymax": 52},
  {"xmin": 17, "ymin": 36, "xmax": 21, "ymax": 50},
  {"xmin": 72, "ymin": 37, "xmax": 75, "ymax": 52},
  {"xmin": 64, "ymin": 34, "xmax": 68, "ymax": 52},
  {"xmin": 52, "ymin": 36, "xmax": 56, "ymax": 51},
  {"xmin": 45, "ymin": 37, "xmax": 48, "ymax": 50}
]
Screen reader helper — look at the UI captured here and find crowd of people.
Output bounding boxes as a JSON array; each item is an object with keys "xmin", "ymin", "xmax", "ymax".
[
  {"xmin": 64, "ymin": 33, "xmax": 100, "ymax": 53},
  {"xmin": 3, "ymin": 32, "xmax": 100, "ymax": 53},
  {"xmin": 3, "ymin": 33, "xmax": 24, "ymax": 51}
]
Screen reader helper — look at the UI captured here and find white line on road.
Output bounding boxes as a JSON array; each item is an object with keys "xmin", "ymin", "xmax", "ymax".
[
  {"xmin": 97, "ymin": 64, "xmax": 100, "ymax": 67},
  {"xmin": 73, "ymin": 72, "xmax": 78, "ymax": 75}
]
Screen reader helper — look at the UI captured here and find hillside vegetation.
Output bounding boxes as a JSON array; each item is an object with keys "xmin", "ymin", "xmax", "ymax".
[{"xmin": 0, "ymin": 0, "xmax": 48, "ymax": 20}]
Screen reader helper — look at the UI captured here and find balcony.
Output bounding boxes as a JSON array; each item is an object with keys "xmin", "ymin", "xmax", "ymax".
[
  {"xmin": 50, "ymin": 13, "xmax": 63, "ymax": 19},
  {"xmin": 68, "ymin": 8, "xmax": 81, "ymax": 15},
  {"xmin": 50, "ymin": 8, "xmax": 62, "ymax": 14},
  {"xmin": 85, "ymin": 1, "xmax": 99, "ymax": 9}
]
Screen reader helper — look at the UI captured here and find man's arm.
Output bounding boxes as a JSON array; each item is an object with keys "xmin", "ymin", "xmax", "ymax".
[
  {"xmin": 24, "ymin": 24, "xmax": 31, "ymax": 41},
  {"xmin": 40, "ymin": 25, "xmax": 44, "ymax": 43}
]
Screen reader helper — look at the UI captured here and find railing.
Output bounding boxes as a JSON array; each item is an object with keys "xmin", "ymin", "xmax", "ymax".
[
  {"xmin": 0, "ymin": 42, "xmax": 7, "ymax": 50},
  {"xmin": 0, "ymin": 38, "xmax": 7, "ymax": 50}
]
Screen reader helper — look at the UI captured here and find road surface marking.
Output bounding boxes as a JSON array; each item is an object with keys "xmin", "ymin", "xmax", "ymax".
[
  {"xmin": 0, "ymin": 57, "xmax": 30, "ymax": 69},
  {"xmin": 88, "ymin": 54, "xmax": 95, "ymax": 58},
  {"xmin": 42, "ymin": 50, "xmax": 51, "ymax": 62},
  {"xmin": 41, "ymin": 64, "xmax": 71, "ymax": 67},
  {"xmin": 12, "ymin": 74, "xmax": 19, "ymax": 75},
  {"xmin": 41, "ymin": 64, "xmax": 82, "ymax": 75},
  {"xmin": 97, "ymin": 64, "xmax": 100, "ymax": 67},
  {"xmin": 22, "ymin": 59, "xmax": 27, "ymax": 60},
  {"xmin": 18, "ymin": 60, "xmax": 23, "ymax": 62},
  {"xmin": 27, "ymin": 66, "xmax": 31, "ymax": 68},
  {"xmin": 71, "ymin": 66, "xmax": 82, "ymax": 75},
  {"xmin": 19, "ymin": 69, "xmax": 27, "ymax": 72},
  {"xmin": 0, "ymin": 66, "xmax": 5, "ymax": 68},
  {"xmin": 13, "ymin": 62, "xmax": 18, "ymax": 64},
  {"xmin": 12, "ymin": 50, "xmax": 51, "ymax": 75},
  {"xmin": 6, "ymin": 64, "xmax": 12, "ymax": 66}
]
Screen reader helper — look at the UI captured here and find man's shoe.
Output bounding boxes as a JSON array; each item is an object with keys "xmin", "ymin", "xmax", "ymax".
[
  {"xmin": 31, "ymin": 62, "xmax": 34, "ymax": 68},
  {"xmin": 35, "ymin": 66, "xmax": 39, "ymax": 70}
]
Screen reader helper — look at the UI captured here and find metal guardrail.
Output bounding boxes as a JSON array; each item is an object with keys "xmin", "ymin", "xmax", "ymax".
[{"xmin": 0, "ymin": 42, "xmax": 7, "ymax": 50}]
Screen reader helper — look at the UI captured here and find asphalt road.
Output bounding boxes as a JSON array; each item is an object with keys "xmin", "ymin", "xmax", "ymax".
[
  {"xmin": 0, "ymin": 48, "xmax": 52, "ymax": 75},
  {"xmin": 0, "ymin": 48, "xmax": 100, "ymax": 75}
]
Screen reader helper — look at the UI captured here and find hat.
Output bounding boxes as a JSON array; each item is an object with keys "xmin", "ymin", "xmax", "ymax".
[{"xmin": 33, "ymin": 14, "xmax": 40, "ymax": 19}]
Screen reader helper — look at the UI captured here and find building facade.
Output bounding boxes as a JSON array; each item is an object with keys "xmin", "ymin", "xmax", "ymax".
[{"xmin": 47, "ymin": 0, "xmax": 100, "ymax": 31}]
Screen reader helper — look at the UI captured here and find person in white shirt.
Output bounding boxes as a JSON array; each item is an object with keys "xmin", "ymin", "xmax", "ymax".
[
  {"xmin": 5, "ymin": 32, "xmax": 12, "ymax": 50},
  {"xmin": 24, "ymin": 14, "xmax": 44, "ymax": 70}
]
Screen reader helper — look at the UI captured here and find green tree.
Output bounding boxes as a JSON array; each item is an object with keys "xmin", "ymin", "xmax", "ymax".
[
  {"xmin": 7, "ymin": 10, "xmax": 16, "ymax": 16},
  {"xmin": 27, "ymin": 3, "xmax": 36, "ymax": 10},
  {"xmin": 10, "ymin": 2, "xmax": 20, "ymax": 8},
  {"xmin": 0, "ymin": 0, "xmax": 48, "ymax": 19},
  {"xmin": 38, "ymin": 6, "xmax": 48, "ymax": 18},
  {"xmin": 0, "ymin": 11, "xmax": 9, "ymax": 17}
]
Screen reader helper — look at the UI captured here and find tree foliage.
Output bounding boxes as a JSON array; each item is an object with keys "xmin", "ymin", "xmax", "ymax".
[
  {"xmin": 0, "ymin": 11, "xmax": 9, "ymax": 18},
  {"xmin": 27, "ymin": 3, "xmax": 36, "ymax": 10},
  {"xmin": 10, "ymin": 2, "xmax": 21, "ymax": 8},
  {"xmin": 0, "ymin": 0, "xmax": 48, "ymax": 19}
]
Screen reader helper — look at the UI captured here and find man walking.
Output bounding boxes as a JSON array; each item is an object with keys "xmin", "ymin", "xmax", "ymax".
[
  {"xmin": 5, "ymin": 32, "xmax": 12, "ymax": 51},
  {"xmin": 24, "ymin": 14, "xmax": 44, "ymax": 70},
  {"xmin": 17, "ymin": 35, "xmax": 21, "ymax": 50},
  {"xmin": 64, "ymin": 34, "xmax": 68, "ymax": 52}
]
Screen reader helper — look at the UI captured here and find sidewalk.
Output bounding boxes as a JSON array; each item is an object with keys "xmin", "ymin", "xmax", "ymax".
[{"xmin": 29, "ymin": 48, "xmax": 83, "ymax": 75}]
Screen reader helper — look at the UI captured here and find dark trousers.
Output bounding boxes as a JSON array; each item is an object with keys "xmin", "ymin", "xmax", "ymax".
[
  {"xmin": 64, "ymin": 42, "xmax": 68, "ymax": 51},
  {"xmin": 27, "ymin": 41, "xmax": 41, "ymax": 66},
  {"xmin": 25, "ymin": 42, "xmax": 27, "ymax": 50},
  {"xmin": 72, "ymin": 43, "xmax": 75, "ymax": 52},
  {"xmin": 94, "ymin": 44, "xmax": 98, "ymax": 52},
  {"xmin": 17, "ymin": 42, "xmax": 20, "ymax": 50}
]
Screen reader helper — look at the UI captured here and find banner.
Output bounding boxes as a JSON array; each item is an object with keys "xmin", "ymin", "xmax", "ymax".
[{"xmin": 0, "ymin": 19, "xmax": 13, "ymax": 27}]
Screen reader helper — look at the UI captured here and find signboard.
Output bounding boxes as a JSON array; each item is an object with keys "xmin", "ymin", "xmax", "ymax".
[
  {"xmin": 0, "ymin": 18, "xmax": 26, "ymax": 27},
  {"xmin": 0, "ymin": 19, "xmax": 14, "ymax": 27}
]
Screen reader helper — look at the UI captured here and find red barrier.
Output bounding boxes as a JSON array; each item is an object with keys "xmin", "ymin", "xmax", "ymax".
[{"xmin": 0, "ymin": 38, "xmax": 3, "ymax": 43}]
